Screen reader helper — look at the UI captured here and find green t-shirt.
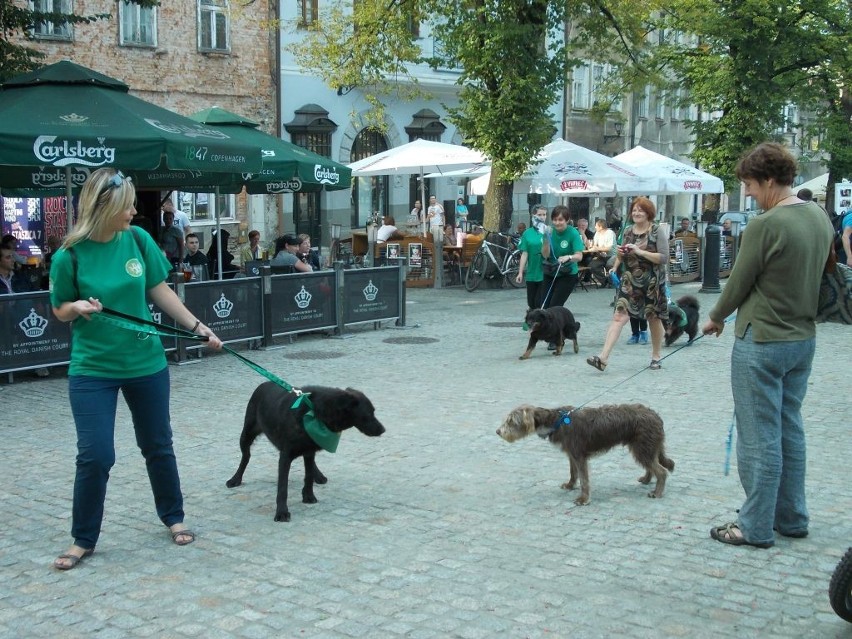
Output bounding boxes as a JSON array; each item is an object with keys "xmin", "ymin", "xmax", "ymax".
[
  {"xmin": 50, "ymin": 228, "xmax": 171, "ymax": 378},
  {"xmin": 545, "ymin": 226, "xmax": 586, "ymax": 275},
  {"xmin": 518, "ymin": 228, "xmax": 545, "ymax": 282}
]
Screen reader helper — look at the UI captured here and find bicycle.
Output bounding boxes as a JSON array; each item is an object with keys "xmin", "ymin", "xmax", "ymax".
[{"xmin": 464, "ymin": 229, "xmax": 524, "ymax": 291}]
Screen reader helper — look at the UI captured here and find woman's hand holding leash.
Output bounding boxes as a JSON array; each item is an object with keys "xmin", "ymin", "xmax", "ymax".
[
  {"xmin": 702, "ymin": 319, "xmax": 725, "ymax": 337},
  {"xmin": 74, "ymin": 297, "xmax": 103, "ymax": 320},
  {"xmin": 194, "ymin": 322, "xmax": 223, "ymax": 350}
]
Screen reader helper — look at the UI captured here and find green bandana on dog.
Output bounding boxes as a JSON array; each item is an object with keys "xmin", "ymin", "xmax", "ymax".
[{"xmin": 292, "ymin": 394, "xmax": 340, "ymax": 453}]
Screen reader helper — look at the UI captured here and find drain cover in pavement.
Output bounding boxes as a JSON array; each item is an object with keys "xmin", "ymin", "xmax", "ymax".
[
  {"xmin": 382, "ymin": 336, "xmax": 440, "ymax": 345},
  {"xmin": 283, "ymin": 350, "xmax": 347, "ymax": 360},
  {"xmin": 487, "ymin": 322, "xmax": 524, "ymax": 328}
]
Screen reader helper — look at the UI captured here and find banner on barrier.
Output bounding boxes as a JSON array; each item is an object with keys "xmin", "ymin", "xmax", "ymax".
[
  {"xmin": 343, "ymin": 267, "xmax": 400, "ymax": 324},
  {"xmin": 184, "ymin": 279, "xmax": 263, "ymax": 341},
  {"xmin": 0, "ymin": 292, "xmax": 70, "ymax": 371},
  {"xmin": 270, "ymin": 272, "xmax": 336, "ymax": 334}
]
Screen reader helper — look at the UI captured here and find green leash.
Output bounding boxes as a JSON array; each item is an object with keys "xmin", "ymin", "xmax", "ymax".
[{"xmin": 96, "ymin": 307, "xmax": 340, "ymax": 452}]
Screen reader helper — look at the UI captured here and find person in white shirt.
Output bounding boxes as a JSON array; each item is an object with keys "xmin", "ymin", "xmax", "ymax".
[
  {"xmin": 161, "ymin": 199, "xmax": 191, "ymax": 237},
  {"xmin": 588, "ymin": 218, "xmax": 617, "ymax": 283},
  {"xmin": 426, "ymin": 196, "xmax": 445, "ymax": 242},
  {"xmin": 376, "ymin": 216, "xmax": 404, "ymax": 242}
]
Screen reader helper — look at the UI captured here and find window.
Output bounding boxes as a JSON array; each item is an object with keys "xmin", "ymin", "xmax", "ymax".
[
  {"xmin": 572, "ymin": 64, "xmax": 590, "ymax": 110},
  {"xmin": 298, "ymin": 0, "xmax": 318, "ymax": 27},
  {"xmin": 655, "ymin": 90, "xmax": 666, "ymax": 120},
  {"xmin": 199, "ymin": 0, "xmax": 229, "ymax": 52},
  {"xmin": 637, "ymin": 85, "xmax": 650, "ymax": 119},
  {"xmin": 31, "ymin": 0, "xmax": 73, "ymax": 40},
  {"xmin": 351, "ymin": 129, "xmax": 389, "ymax": 227},
  {"xmin": 175, "ymin": 191, "xmax": 234, "ymax": 223},
  {"xmin": 119, "ymin": 1, "xmax": 156, "ymax": 47}
]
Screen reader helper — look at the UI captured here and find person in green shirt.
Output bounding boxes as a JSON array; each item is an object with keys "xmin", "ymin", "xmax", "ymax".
[
  {"xmin": 49, "ymin": 168, "xmax": 223, "ymax": 571},
  {"xmin": 516, "ymin": 205, "xmax": 548, "ymax": 309},
  {"xmin": 703, "ymin": 142, "xmax": 833, "ymax": 549},
  {"xmin": 540, "ymin": 205, "xmax": 585, "ymax": 309}
]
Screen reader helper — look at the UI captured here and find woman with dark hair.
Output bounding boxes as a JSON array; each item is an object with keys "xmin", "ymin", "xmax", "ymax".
[
  {"xmin": 207, "ymin": 228, "xmax": 237, "ymax": 279},
  {"xmin": 540, "ymin": 205, "xmax": 585, "ymax": 309},
  {"xmin": 703, "ymin": 142, "xmax": 833, "ymax": 548},
  {"xmin": 587, "ymin": 196, "xmax": 668, "ymax": 371}
]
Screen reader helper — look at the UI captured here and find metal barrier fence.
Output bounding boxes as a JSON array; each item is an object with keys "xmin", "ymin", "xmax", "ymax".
[{"xmin": 1, "ymin": 263, "xmax": 405, "ymax": 377}]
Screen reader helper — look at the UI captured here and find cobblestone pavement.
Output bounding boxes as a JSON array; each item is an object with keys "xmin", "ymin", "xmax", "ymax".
[{"xmin": 2, "ymin": 280, "xmax": 850, "ymax": 638}]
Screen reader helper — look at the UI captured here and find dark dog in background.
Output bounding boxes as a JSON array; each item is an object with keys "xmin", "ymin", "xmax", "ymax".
[
  {"xmin": 664, "ymin": 295, "xmax": 700, "ymax": 346},
  {"xmin": 497, "ymin": 403, "xmax": 674, "ymax": 505},
  {"xmin": 520, "ymin": 307, "xmax": 581, "ymax": 359},
  {"xmin": 226, "ymin": 382, "xmax": 385, "ymax": 521}
]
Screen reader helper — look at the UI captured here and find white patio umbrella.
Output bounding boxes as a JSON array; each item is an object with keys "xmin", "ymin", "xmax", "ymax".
[
  {"xmin": 527, "ymin": 139, "xmax": 657, "ymax": 195},
  {"xmin": 349, "ymin": 139, "xmax": 489, "ymax": 236},
  {"xmin": 613, "ymin": 146, "xmax": 724, "ymax": 194}
]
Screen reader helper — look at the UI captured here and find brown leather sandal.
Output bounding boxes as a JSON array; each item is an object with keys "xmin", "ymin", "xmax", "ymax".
[{"xmin": 586, "ymin": 355, "xmax": 607, "ymax": 371}]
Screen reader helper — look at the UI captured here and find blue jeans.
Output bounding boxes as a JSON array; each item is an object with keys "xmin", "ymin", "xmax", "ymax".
[
  {"xmin": 68, "ymin": 367, "xmax": 184, "ymax": 548},
  {"xmin": 731, "ymin": 328, "xmax": 814, "ymax": 545}
]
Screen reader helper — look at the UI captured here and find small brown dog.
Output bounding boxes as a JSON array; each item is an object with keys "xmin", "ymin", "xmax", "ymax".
[
  {"xmin": 497, "ymin": 403, "xmax": 674, "ymax": 505},
  {"xmin": 520, "ymin": 307, "xmax": 580, "ymax": 359}
]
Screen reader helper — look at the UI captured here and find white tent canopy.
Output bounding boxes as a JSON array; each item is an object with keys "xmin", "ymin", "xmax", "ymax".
[
  {"xmin": 348, "ymin": 139, "xmax": 488, "ymax": 176},
  {"xmin": 796, "ymin": 172, "xmax": 828, "ymax": 198},
  {"xmin": 613, "ymin": 146, "xmax": 724, "ymax": 194}
]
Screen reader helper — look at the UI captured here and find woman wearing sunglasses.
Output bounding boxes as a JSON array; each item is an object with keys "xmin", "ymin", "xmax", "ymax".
[{"xmin": 49, "ymin": 168, "xmax": 223, "ymax": 570}]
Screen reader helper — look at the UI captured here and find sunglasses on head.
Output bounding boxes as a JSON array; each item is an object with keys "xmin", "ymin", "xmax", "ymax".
[{"xmin": 98, "ymin": 171, "xmax": 130, "ymax": 199}]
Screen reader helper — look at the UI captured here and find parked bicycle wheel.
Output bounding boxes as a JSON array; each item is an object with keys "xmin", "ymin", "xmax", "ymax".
[
  {"xmin": 504, "ymin": 250, "xmax": 524, "ymax": 288},
  {"xmin": 465, "ymin": 250, "xmax": 487, "ymax": 291}
]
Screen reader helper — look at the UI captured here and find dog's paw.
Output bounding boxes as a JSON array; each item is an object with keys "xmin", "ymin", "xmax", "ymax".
[
  {"xmin": 637, "ymin": 472, "xmax": 652, "ymax": 484},
  {"xmin": 518, "ymin": 354, "xmax": 530, "ymax": 360},
  {"xmin": 302, "ymin": 492, "xmax": 318, "ymax": 504},
  {"xmin": 225, "ymin": 477, "xmax": 242, "ymax": 488},
  {"xmin": 560, "ymin": 481, "xmax": 576, "ymax": 490},
  {"xmin": 274, "ymin": 511, "xmax": 291, "ymax": 522},
  {"xmin": 313, "ymin": 470, "xmax": 328, "ymax": 485},
  {"xmin": 647, "ymin": 491, "xmax": 661, "ymax": 499},
  {"xmin": 573, "ymin": 342, "xmax": 579, "ymax": 354},
  {"xmin": 573, "ymin": 496, "xmax": 590, "ymax": 506}
]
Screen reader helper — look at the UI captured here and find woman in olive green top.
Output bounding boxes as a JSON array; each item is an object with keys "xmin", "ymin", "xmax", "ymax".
[
  {"xmin": 50, "ymin": 168, "xmax": 223, "ymax": 570},
  {"xmin": 703, "ymin": 143, "xmax": 833, "ymax": 548}
]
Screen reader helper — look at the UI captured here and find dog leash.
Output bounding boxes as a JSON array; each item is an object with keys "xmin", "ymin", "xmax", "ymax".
[{"xmin": 93, "ymin": 307, "xmax": 340, "ymax": 452}]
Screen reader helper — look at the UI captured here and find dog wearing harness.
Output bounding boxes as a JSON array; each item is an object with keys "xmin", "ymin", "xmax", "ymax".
[{"xmin": 497, "ymin": 403, "xmax": 675, "ymax": 505}]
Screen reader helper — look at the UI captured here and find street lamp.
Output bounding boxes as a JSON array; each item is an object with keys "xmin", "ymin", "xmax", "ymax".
[{"xmin": 603, "ymin": 121, "xmax": 624, "ymax": 143}]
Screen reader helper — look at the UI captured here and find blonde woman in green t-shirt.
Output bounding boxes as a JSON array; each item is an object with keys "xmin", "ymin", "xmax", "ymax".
[{"xmin": 49, "ymin": 168, "xmax": 223, "ymax": 571}]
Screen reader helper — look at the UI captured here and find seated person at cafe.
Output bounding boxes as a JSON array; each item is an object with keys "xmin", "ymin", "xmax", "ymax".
[
  {"xmin": 239, "ymin": 229, "xmax": 264, "ymax": 267},
  {"xmin": 376, "ymin": 216, "xmax": 405, "ymax": 242},
  {"xmin": 297, "ymin": 233, "xmax": 321, "ymax": 270},
  {"xmin": 673, "ymin": 217, "xmax": 696, "ymax": 238},
  {"xmin": 588, "ymin": 218, "xmax": 617, "ymax": 283},
  {"xmin": 576, "ymin": 218, "xmax": 594, "ymax": 246},
  {"xmin": 271, "ymin": 234, "xmax": 313, "ymax": 273},
  {"xmin": 183, "ymin": 233, "xmax": 209, "ymax": 280},
  {"xmin": 1, "ymin": 246, "xmax": 33, "ymax": 294},
  {"xmin": 207, "ymin": 228, "xmax": 239, "ymax": 279},
  {"xmin": 1, "ymin": 234, "xmax": 27, "ymax": 266}
]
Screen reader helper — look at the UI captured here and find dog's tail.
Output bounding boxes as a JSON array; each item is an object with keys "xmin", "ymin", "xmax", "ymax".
[
  {"xmin": 676, "ymin": 295, "xmax": 699, "ymax": 311},
  {"xmin": 659, "ymin": 452, "xmax": 675, "ymax": 472},
  {"xmin": 574, "ymin": 321, "xmax": 581, "ymax": 332}
]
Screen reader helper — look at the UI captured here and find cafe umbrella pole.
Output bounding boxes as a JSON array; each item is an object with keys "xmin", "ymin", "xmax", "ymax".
[{"xmin": 215, "ymin": 185, "xmax": 222, "ymax": 281}]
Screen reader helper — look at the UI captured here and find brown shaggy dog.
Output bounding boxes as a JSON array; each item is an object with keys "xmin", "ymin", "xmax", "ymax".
[
  {"xmin": 496, "ymin": 403, "xmax": 674, "ymax": 505},
  {"xmin": 520, "ymin": 307, "xmax": 580, "ymax": 359}
]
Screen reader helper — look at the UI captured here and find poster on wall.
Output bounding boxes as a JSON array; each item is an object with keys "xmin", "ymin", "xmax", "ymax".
[
  {"xmin": 835, "ymin": 182, "xmax": 852, "ymax": 217},
  {"xmin": 1, "ymin": 196, "xmax": 44, "ymax": 260}
]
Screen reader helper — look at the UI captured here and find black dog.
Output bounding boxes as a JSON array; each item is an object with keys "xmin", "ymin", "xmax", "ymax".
[
  {"xmin": 520, "ymin": 307, "xmax": 580, "ymax": 359},
  {"xmin": 664, "ymin": 295, "xmax": 700, "ymax": 346},
  {"xmin": 226, "ymin": 382, "xmax": 385, "ymax": 522}
]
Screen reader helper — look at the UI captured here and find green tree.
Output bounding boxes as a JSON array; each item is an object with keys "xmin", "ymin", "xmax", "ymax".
[
  {"xmin": 0, "ymin": 1, "xmax": 160, "ymax": 82},
  {"xmin": 651, "ymin": 0, "xmax": 852, "ymax": 192},
  {"xmin": 292, "ymin": 0, "xmax": 655, "ymax": 231}
]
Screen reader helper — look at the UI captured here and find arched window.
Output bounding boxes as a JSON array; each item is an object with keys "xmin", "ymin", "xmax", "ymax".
[{"xmin": 351, "ymin": 128, "xmax": 389, "ymax": 227}]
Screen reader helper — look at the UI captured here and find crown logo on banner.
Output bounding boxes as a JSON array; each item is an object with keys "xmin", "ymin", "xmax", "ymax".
[
  {"xmin": 19, "ymin": 308, "xmax": 49, "ymax": 338},
  {"xmin": 363, "ymin": 280, "xmax": 379, "ymax": 302},
  {"xmin": 213, "ymin": 293, "xmax": 234, "ymax": 318},
  {"xmin": 294, "ymin": 286, "xmax": 312, "ymax": 309},
  {"xmin": 59, "ymin": 113, "xmax": 88, "ymax": 124},
  {"xmin": 147, "ymin": 303, "xmax": 162, "ymax": 324}
]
